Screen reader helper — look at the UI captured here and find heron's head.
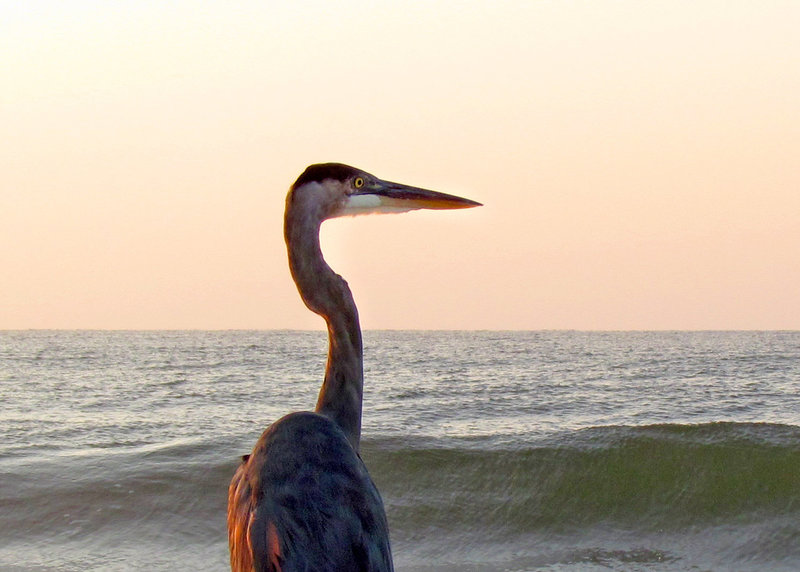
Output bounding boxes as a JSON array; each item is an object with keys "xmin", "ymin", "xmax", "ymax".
[{"xmin": 287, "ymin": 163, "xmax": 481, "ymax": 221}]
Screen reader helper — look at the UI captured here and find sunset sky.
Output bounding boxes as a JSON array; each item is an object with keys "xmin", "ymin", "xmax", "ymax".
[{"xmin": 3, "ymin": 1, "xmax": 799, "ymax": 330}]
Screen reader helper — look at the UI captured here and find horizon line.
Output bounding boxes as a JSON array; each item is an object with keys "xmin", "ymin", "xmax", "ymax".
[{"xmin": 2, "ymin": 328, "xmax": 798, "ymax": 334}]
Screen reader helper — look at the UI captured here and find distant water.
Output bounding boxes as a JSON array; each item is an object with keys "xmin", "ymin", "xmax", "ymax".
[{"xmin": 1, "ymin": 330, "xmax": 799, "ymax": 571}]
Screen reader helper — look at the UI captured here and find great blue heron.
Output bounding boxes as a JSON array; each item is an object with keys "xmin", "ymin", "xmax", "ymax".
[{"xmin": 227, "ymin": 163, "xmax": 480, "ymax": 571}]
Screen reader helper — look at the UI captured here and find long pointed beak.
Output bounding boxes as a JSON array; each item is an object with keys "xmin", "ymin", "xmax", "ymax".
[
  {"xmin": 341, "ymin": 179, "xmax": 481, "ymax": 216},
  {"xmin": 372, "ymin": 181, "xmax": 482, "ymax": 210}
]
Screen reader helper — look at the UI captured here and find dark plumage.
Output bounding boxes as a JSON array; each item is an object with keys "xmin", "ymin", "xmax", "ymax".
[
  {"xmin": 291, "ymin": 163, "xmax": 363, "ymax": 190},
  {"xmin": 228, "ymin": 413, "xmax": 391, "ymax": 571}
]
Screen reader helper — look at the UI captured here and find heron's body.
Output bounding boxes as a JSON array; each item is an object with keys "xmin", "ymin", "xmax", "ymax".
[
  {"xmin": 228, "ymin": 163, "xmax": 479, "ymax": 571},
  {"xmin": 228, "ymin": 412, "xmax": 391, "ymax": 571}
]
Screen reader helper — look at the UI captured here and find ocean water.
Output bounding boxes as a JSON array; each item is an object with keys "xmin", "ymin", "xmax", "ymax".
[{"xmin": 1, "ymin": 330, "xmax": 799, "ymax": 571}]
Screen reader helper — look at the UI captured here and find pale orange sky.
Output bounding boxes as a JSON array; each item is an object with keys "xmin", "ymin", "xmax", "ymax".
[{"xmin": 2, "ymin": 1, "xmax": 799, "ymax": 330}]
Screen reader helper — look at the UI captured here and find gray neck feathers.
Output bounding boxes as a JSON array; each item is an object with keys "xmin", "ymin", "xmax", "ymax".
[{"xmin": 284, "ymin": 196, "xmax": 364, "ymax": 452}]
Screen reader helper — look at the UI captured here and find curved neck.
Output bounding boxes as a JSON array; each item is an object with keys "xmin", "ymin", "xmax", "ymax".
[{"xmin": 285, "ymin": 204, "xmax": 363, "ymax": 452}]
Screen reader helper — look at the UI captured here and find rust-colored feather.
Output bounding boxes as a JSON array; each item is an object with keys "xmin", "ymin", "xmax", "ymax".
[
  {"xmin": 267, "ymin": 521, "xmax": 282, "ymax": 571},
  {"xmin": 228, "ymin": 466, "xmax": 254, "ymax": 571}
]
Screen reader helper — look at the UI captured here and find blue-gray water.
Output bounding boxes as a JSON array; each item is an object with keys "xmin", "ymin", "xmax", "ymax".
[{"xmin": 1, "ymin": 330, "xmax": 799, "ymax": 571}]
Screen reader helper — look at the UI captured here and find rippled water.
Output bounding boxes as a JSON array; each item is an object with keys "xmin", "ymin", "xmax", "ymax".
[{"xmin": 1, "ymin": 331, "xmax": 799, "ymax": 571}]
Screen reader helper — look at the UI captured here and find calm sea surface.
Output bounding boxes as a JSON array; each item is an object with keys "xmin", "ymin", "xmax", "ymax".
[{"xmin": 1, "ymin": 330, "xmax": 799, "ymax": 571}]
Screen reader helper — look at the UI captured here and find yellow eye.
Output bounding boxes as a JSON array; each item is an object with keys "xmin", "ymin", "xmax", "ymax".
[{"xmin": 354, "ymin": 177, "xmax": 364, "ymax": 189}]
